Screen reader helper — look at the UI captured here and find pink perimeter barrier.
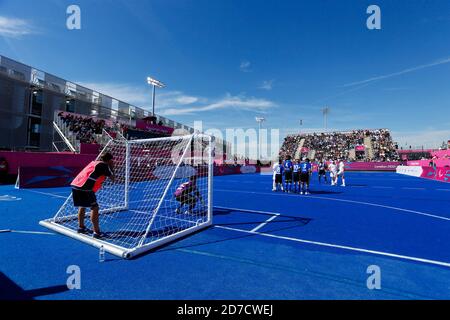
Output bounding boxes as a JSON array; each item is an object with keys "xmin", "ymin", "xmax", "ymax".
[
  {"xmin": 420, "ymin": 166, "xmax": 450, "ymax": 183},
  {"xmin": 79, "ymin": 143, "xmax": 101, "ymax": 155},
  {"xmin": 343, "ymin": 161, "xmax": 401, "ymax": 171},
  {"xmin": 0, "ymin": 151, "xmax": 96, "ymax": 175},
  {"xmin": 135, "ymin": 120, "xmax": 175, "ymax": 135},
  {"xmin": 407, "ymin": 159, "xmax": 450, "ymax": 167},
  {"xmin": 18, "ymin": 166, "xmax": 86, "ymax": 188}
]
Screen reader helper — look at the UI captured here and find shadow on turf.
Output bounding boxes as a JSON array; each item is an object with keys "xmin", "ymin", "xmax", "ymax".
[
  {"xmin": 144, "ymin": 208, "xmax": 313, "ymax": 255},
  {"xmin": 98, "ymin": 209, "xmax": 313, "ymax": 261},
  {"xmin": 0, "ymin": 272, "xmax": 68, "ymax": 300}
]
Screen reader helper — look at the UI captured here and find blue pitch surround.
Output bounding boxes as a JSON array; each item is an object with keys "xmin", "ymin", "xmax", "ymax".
[{"xmin": 0, "ymin": 171, "xmax": 449, "ymax": 299}]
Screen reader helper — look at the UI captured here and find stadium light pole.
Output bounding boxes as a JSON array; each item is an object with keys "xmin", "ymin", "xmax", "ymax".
[
  {"xmin": 255, "ymin": 117, "xmax": 266, "ymax": 161},
  {"xmin": 299, "ymin": 119, "xmax": 303, "ymax": 134},
  {"xmin": 147, "ymin": 76, "xmax": 166, "ymax": 116},
  {"xmin": 255, "ymin": 117, "xmax": 266, "ymax": 131},
  {"xmin": 322, "ymin": 107, "xmax": 330, "ymax": 131}
]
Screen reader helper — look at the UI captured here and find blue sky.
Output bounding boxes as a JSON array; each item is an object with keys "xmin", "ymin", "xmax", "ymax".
[{"xmin": 1, "ymin": 0, "xmax": 450, "ymax": 147}]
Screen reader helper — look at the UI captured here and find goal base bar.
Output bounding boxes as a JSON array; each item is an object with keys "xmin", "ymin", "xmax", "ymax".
[{"xmin": 39, "ymin": 219, "xmax": 212, "ymax": 259}]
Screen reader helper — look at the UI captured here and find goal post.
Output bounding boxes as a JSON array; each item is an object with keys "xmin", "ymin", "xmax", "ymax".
[{"xmin": 39, "ymin": 133, "xmax": 214, "ymax": 259}]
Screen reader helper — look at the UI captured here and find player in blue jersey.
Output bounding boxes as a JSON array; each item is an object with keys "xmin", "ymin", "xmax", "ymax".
[
  {"xmin": 272, "ymin": 159, "xmax": 284, "ymax": 192},
  {"xmin": 292, "ymin": 159, "xmax": 301, "ymax": 193},
  {"xmin": 283, "ymin": 155, "xmax": 294, "ymax": 192},
  {"xmin": 299, "ymin": 158, "xmax": 312, "ymax": 195}
]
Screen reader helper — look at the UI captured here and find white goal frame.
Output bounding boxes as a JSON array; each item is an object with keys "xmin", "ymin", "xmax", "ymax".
[{"xmin": 39, "ymin": 133, "xmax": 214, "ymax": 259}]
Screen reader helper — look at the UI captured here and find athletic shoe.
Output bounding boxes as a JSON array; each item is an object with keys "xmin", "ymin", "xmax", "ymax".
[
  {"xmin": 93, "ymin": 232, "xmax": 105, "ymax": 239},
  {"xmin": 300, "ymin": 191, "xmax": 304, "ymax": 195},
  {"xmin": 341, "ymin": 184, "xmax": 346, "ymax": 187},
  {"xmin": 184, "ymin": 210, "xmax": 192, "ymax": 215},
  {"xmin": 175, "ymin": 208, "xmax": 181, "ymax": 214},
  {"xmin": 77, "ymin": 227, "xmax": 88, "ymax": 234},
  {"xmin": 305, "ymin": 192, "xmax": 310, "ymax": 195}
]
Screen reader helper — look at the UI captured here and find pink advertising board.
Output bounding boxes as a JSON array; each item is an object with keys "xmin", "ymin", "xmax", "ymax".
[
  {"xmin": 407, "ymin": 159, "xmax": 450, "ymax": 167},
  {"xmin": 420, "ymin": 166, "xmax": 450, "ymax": 183},
  {"xmin": 0, "ymin": 151, "xmax": 95, "ymax": 175},
  {"xmin": 343, "ymin": 161, "xmax": 401, "ymax": 171},
  {"xmin": 135, "ymin": 120, "xmax": 174, "ymax": 135}
]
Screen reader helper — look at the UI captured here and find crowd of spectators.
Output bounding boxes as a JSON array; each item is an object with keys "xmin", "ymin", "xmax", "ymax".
[
  {"xmin": 58, "ymin": 112, "xmax": 171, "ymax": 145},
  {"xmin": 279, "ymin": 129, "xmax": 400, "ymax": 161},
  {"xmin": 58, "ymin": 112, "xmax": 105, "ymax": 144},
  {"xmin": 279, "ymin": 135, "xmax": 304, "ymax": 160},
  {"xmin": 370, "ymin": 129, "xmax": 399, "ymax": 161}
]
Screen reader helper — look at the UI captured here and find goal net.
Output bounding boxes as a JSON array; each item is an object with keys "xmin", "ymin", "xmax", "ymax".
[{"xmin": 40, "ymin": 134, "xmax": 214, "ymax": 259}]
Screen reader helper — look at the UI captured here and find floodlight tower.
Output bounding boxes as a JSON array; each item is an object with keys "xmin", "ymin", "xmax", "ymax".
[
  {"xmin": 146, "ymin": 76, "xmax": 166, "ymax": 116},
  {"xmin": 255, "ymin": 117, "xmax": 266, "ymax": 130},
  {"xmin": 322, "ymin": 107, "xmax": 330, "ymax": 130}
]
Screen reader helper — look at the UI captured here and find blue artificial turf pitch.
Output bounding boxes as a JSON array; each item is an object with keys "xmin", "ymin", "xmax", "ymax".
[{"xmin": 0, "ymin": 171, "xmax": 449, "ymax": 300}]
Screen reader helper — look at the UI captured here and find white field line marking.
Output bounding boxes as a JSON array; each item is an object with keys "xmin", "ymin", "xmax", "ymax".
[
  {"xmin": 214, "ymin": 225, "xmax": 450, "ymax": 268},
  {"xmin": 402, "ymin": 187, "xmax": 426, "ymax": 190},
  {"xmin": 215, "ymin": 189, "xmax": 450, "ymax": 222},
  {"xmin": 372, "ymin": 186, "xmax": 394, "ymax": 189},
  {"xmin": 24, "ymin": 189, "xmax": 68, "ymax": 199},
  {"xmin": 214, "ymin": 205, "xmax": 282, "ymax": 216},
  {"xmin": 436, "ymin": 189, "xmax": 450, "ymax": 192},
  {"xmin": 11, "ymin": 230, "xmax": 55, "ymax": 235},
  {"xmin": 251, "ymin": 214, "xmax": 280, "ymax": 232}
]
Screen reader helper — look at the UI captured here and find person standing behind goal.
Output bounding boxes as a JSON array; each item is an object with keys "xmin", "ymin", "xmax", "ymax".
[{"xmin": 71, "ymin": 153, "xmax": 115, "ymax": 239}]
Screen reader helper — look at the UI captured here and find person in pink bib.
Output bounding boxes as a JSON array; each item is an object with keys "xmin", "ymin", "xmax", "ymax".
[
  {"xmin": 71, "ymin": 152, "xmax": 115, "ymax": 239},
  {"xmin": 174, "ymin": 175, "xmax": 204, "ymax": 215}
]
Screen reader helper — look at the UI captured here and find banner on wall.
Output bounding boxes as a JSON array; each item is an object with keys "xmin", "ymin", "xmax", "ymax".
[
  {"xmin": 17, "ymin": 166, "xmax": 83, "ymax": 189},
  {"xmin": 135, "ymin": 120, "xmax": 174, "ymax": 135},
  {"xmin": 343, "ymin": 161, "xmax": 401, "ymax": 171},
  {"xmin": 397, "ymin": 165, "xmax": 450, "ymax": 183}
]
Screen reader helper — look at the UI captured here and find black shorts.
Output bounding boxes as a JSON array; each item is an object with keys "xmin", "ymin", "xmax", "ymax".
[
  {"xmin": 284, "ymin": 171, "xmax": 293, "ymax": 182},
  {"xmin": 176, "ymin": 194, "xmax": 196, "ymax": 205},
  {"xmin": 72, "ymin": 188, "xmax": 98, "ymax": 208},
  {"xmin": 293, "ymin": 172, "xmax": 300, "ymax": 182},
  {"xmin": 300, "ymin": 172, "xmax": 310, "ymax": 183},
  {"xmin": 319, "ymin": 169, "xmax": 326, "ymax": 175},
  {"xmin": 275, "ymin": 174, "xmax": 282, "ymax": 184}
]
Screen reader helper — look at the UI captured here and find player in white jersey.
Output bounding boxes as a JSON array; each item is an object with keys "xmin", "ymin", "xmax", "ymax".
[
  {"xmin": 328, "ymin": 159, "xmax": 338, "ymax": 186},
  {"xmin": 272, "ymin": 159, "xmax": 284, "ymax": 192},
  {"xmin": 337, "ymin": 159, "xmax": 346, "ymax": 187}
]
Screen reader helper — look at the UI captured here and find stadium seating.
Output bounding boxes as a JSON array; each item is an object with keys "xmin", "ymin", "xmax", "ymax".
[
  {"xmin": 279, "ymin": 129, "xmax": 399, "ymax": 161},
  {"xmin": 57, "ymin": 112, "xmax": 171, "ymax": 146}
]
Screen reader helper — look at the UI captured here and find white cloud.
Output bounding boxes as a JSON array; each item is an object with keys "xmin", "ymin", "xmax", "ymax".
[
  {"xmin": 240, "ymin": 60, "xmax": 251, "ymax": 72},
  {"xmin": 161, "ymin": 94, "xmax": 277, "ymax": 116},
  {"xmin": 76, "ymin": 82, "xmax": 276, "ymax": 117},
  {"xmin": 0, "ymin": 16, "xmax": 35, "ymax": 38},
  {"xmin": 157, "ymin": 91, "xmax": 199, "ymax": 107},
  {"xmin": 343, "ymin": 56, "xmax": 450, "ymax": 87},
  {"xmin": 259, "ymin": 80, "xmax": 274, "ymax": 91}
]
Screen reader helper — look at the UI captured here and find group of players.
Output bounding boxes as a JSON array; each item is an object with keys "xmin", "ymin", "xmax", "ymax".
[{"xmin": 272, "ymin": 156, "xmax": 346, "ymax": 194}]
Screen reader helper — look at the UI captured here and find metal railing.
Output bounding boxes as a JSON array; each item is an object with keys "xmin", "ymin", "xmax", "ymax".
[{"xmin": 53, "ymin": 115, "xmax": 80, "ymax": 152}]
